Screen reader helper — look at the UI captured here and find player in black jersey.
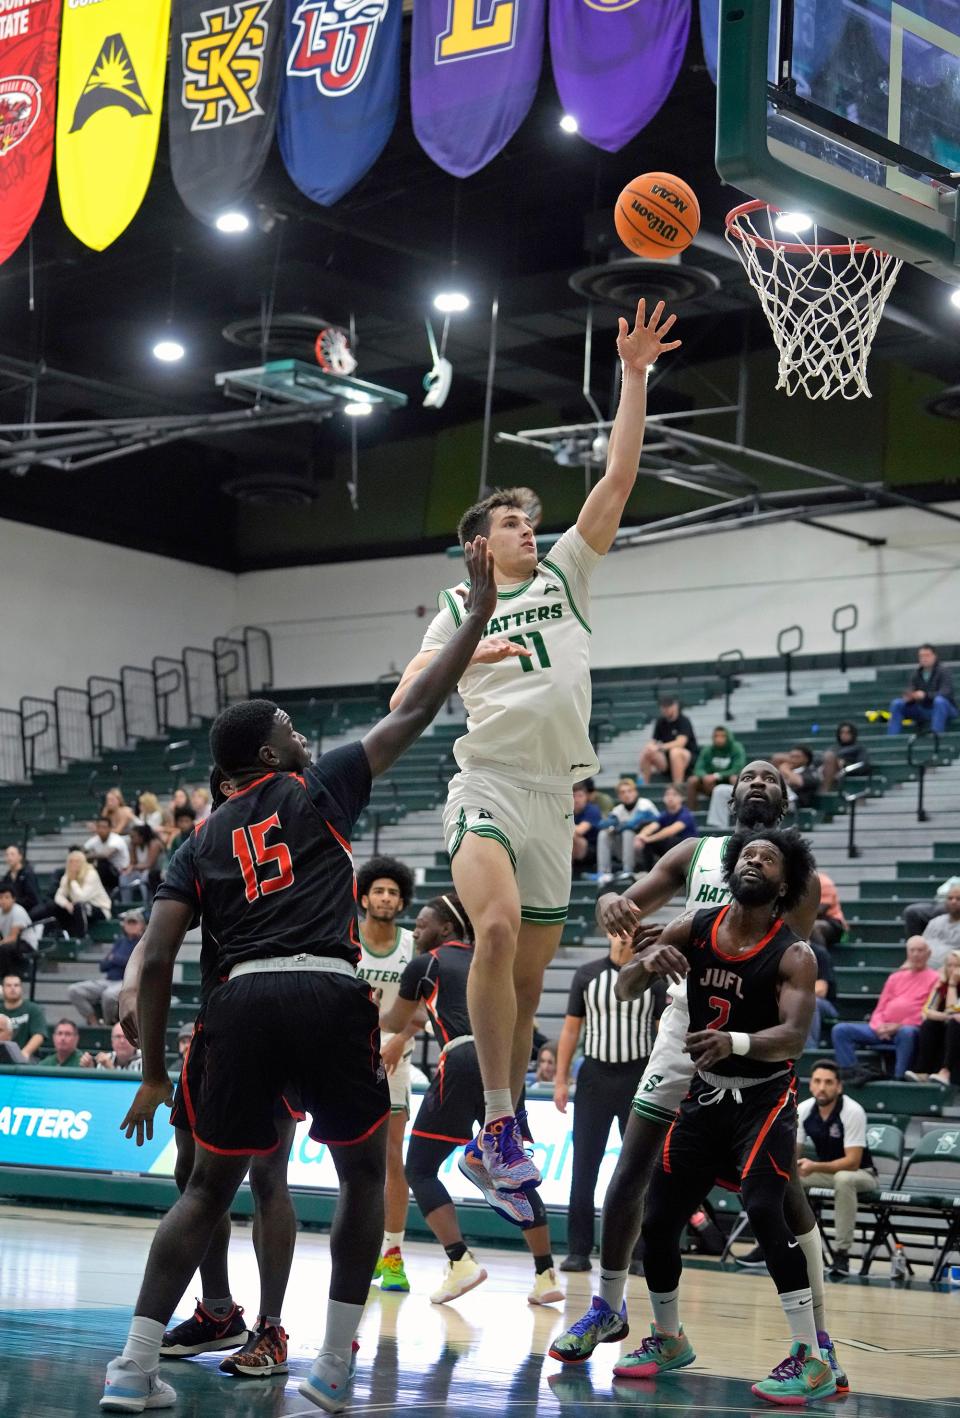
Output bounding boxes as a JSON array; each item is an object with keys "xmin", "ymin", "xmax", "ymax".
[
  {"xmin": 379, "ymin": 894, "xmax": 563, "ymax": 1309},
  {"xmin": 100, "ymin": 539, "xmax": 499, "ymax": 1417},
  {"xmin": 614, "ymin": 829, "xmax": 837, "ymax": 1407}
]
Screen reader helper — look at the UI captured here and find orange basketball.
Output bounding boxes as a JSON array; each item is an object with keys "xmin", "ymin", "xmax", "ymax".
[{"xmin": 614, "ymin": 172, "xmax": 700, "ymax": 258}]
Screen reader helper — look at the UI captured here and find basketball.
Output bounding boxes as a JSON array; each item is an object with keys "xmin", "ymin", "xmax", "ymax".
[{"xmin": 614, "ymin": 172, "xmax": 700, "ymax": 258}]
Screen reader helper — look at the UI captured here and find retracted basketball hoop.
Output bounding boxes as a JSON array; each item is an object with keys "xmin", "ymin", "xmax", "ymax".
[{"xmin": 725, "ymin": 201, "xmax": 902, "ymax": 401}]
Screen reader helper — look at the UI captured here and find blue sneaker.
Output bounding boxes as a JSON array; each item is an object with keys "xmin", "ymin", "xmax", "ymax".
[
  {"xmin": 818, "ymin": 1330, "xmax": 849, "ymax": 1394},
  {"xmin": 100, "ymin": 1357, "xmax": 176, "ymax": 1412},
  {"xmin": 458, "ymin": 1140, "xmax": 535, "ymax": 1225},
  {"xmin": 548, "ymin": 1296, "xmax": 629, "ymax": 1363},
  {"xmin": 299, "ymin": 1341, "xmax": 359, "ymax": 1413},
  {"xmin": 477, "ymin": 1115, "xmax": 541, "ymax": 1192}
]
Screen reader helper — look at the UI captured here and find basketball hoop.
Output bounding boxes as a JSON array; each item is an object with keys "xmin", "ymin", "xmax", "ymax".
[{"xmin": 725, "ymin": 201, "xmax": 902, "ymax": 401}]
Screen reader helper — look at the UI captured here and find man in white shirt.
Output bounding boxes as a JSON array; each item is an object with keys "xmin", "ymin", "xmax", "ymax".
[
  {"xmin": 84, "ymin": 817, "xmax": 131, "ymax": 894},
  {"xmin": 0, "ymin": 885, "xmax": 39, "ymax": 975},
  {"xmin": 922, "ymin": 886, "xmax": 960, "ymax": 969},
  {"xmin": 797, "ymin": 1061, "xmax": 877, "ymax": 1278}
]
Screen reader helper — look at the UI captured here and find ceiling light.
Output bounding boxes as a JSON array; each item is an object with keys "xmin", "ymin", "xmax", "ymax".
[
  {"xmin": 344, "ymin": 401, "xmax": 373, "ymax": 417},
  {"xmin": 152, "ymin": 339, "xmax": 185, "ymax": 363},
  {"xmin": 215, "ymin": 211, "xmax": 250, "ymax": 234},
  {"xmin": 774, "ymin": 211, "xmax": 814, "ymax": 236},
  {"xmin": 433, "ymin": 291, "xmax": 470, "ymax": 314},
  {"xmin": 559, "ymin": 114, "xmax": 579, "ymax": 134},
  {"xmin": 950, "ymin": 288, "xmax": 960, "ymax": 310}
]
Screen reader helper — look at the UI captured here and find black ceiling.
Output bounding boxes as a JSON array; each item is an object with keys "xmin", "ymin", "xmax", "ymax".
[{"xmin": 1, "ymin": 23, "xmax": 958, "ymax": 571}]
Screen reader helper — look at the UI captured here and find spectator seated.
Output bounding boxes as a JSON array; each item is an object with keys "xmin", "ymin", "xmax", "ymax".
[
  {"xmin": 905, "ymin": 951, "xmax": 960, "ymax": 1087},
  {"xmin": 595, "ymin": 776, "xmax": 657, "ymax": 882},
  {"xmin": 686, "ymin": 725, "xmax": 745, "ymax": 810},
  {"xmin": 887, "ymin": 643, "xmax": 958, "ymax": 737},
  {"xmin": 831, "ymin": 938, "xmax": 938, "ymax": 1083},
  {"xmin": 638, "ymin": 695, "xmax": 698, "ymax": 788},
  {"xmin": 49, "ymin": 849, "xmax": 111, "ymax": 937},
  {"xmin": 0, "ymin": 885, "xmax": 40, "ymax": 978},
  {"xmin": 571, "ymin": 780, "xmax": 603, "ymax": 874},
  {"xmin": 0, "ymin": 972, "xmax": 48, "ymax": 1059},
  {"xmin": 38, "ymin": 1017, "xmax": 86, "ymax": 1068},
  {"xmin": 68, "ymin": 909, "xmax": 146, "ymax": 1025},
  {"xmin": 635, "ymin": 785, "xmax": 698, "ymax": 872}
]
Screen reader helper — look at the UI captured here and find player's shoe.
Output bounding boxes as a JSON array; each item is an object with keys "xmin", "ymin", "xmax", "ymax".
[
  {"xmin": 378, "ymin": 1248, "xmax": 411, "ymax": 1292},
  {"xmin": 476, "ymin": 1115, "xmax": 541, "ymax": 1192},
  {"xmin": 548, "ymin": 1296, "xmax": 628, "ymax": 1363},
  {"xmin": 613, "ymin": 1326, "xmax": 696, "ymax": 1378},
  {"xmin": 221, "ymin": 1319, "xmax": 288, "ymax": 1378},
  {"xmin": 299, "ymin": 1341, "xmax": 359, "ymax": 1413},
  {"xmin": 100, "ymin": 1358, "xmax": 176, "ymax": 1412},
  {"xmin": 817, "ymin": 1331, "xmax": 849, "ymax": 1394},
  {"xmin": 160, "ymin": 1299, "xmax": 248, "ymax": 1356},
  {"xmin": 430, "ymin": 1251, "xmax": 488, "ymax": 1304},
  {"xmin": 457, "ymin": 1142, "xmax": 535, "ymax": 1225},
  {"xmin": 528, "ymin": 1267, "xmax": 564, "ymax": 1305},
  {"xmin": 751, "ymin": 1342, "xmax": 837, "ymax": 1406}
]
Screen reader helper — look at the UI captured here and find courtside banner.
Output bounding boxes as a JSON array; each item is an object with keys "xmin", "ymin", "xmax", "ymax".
[
  {"xmin": 0, "ymin": 0, "xmax": 61, "ymax": 267},
  {"xmin": 56, "ymin": 0, "xmax": 171, "ymax": 250},
  {"xmin": 411, "ymin": 0, "xmax": 544, "ymax": 178},
  {"xmin": 549, "ymin": 0, "xmax": 690, "ymax": 153},
  {"xmin": 278, "ymin": 0, "xmax": 401, "ymax": 207},
  {"xmin": 170, "ymin": 0, "xmax": 282, "ymax": 225}
]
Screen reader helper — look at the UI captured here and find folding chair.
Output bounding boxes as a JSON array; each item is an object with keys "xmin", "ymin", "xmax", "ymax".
[{"xmin": 861, "ymin": 1125, "xmax": 960, "ymax": 1281}]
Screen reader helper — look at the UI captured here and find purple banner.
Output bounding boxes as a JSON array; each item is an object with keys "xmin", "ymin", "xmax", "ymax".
[
  {"xmin": 411, "ymin": 0, "xmax": 545, "ymax": 178},
  {"xmin": 699, "ymin": 0, "xmax": 717, "ymax": 84},
  {"xmin": 550, "ymin": 0, "xmax": 690, "ymax": 154}
]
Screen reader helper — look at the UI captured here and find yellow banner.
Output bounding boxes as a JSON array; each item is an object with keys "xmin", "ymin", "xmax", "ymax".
[{"xmin": 56, "ymin": 0, "xmax": 171, "ymax": 251}]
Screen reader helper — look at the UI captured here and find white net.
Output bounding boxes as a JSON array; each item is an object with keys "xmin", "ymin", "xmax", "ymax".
[{"xmin": 725, "ymin": 203, "xmax": 902, "ymax": 401}]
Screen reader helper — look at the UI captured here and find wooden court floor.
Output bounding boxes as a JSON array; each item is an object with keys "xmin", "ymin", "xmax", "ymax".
[{"xmin": 2, "ymin": 1205, "xmax": 958, "ymax": 1417}]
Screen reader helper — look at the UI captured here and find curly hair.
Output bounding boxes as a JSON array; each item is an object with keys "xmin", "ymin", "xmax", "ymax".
[
  {"xmin": 721, "ymin": 828, "xmax": 816, "ymax": 913},
  {"xmin": 356, "ymin": 855, "xmax": 415, "ymax": 908},
  {"xmin": 209, "ymin": 698, "xmax": 279, "ymax": 774}
]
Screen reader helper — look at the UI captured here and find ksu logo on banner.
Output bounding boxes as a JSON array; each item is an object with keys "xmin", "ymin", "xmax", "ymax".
[
  {"xmin": 182, "ymin": 0, "xmax": 273, "ymax": 130},
  {"xmin": 287, "ymin": 0, "xmax": 389, "ymax": 96},
  {"xmin": 69, "ymin": 33, "xmax": 150, "ymax": 131},
  {"xmin": 0, "ymin": 75, "xmax": 40, "ymax": 154}
]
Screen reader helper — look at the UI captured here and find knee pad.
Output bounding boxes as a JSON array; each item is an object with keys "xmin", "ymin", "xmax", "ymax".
[{"xmin": 406, "ymin": 1172, "xmax": 451, "ymax": 1219}]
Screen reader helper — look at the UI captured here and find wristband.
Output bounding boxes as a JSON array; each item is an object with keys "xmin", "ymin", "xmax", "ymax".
[{"xmin": 728, "ymin": 1031, "xmax": 750, "ymax": 1056}]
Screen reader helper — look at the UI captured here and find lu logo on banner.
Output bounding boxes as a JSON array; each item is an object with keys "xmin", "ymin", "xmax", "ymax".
[
  {"xmin": 57, "ymin": 0, "xmax": 171, "ymax": 251},
  {"xmin": 549, "ymin": 0, "xmax": 690, "ymax": 153},
  {"xmin": 411, "ymin": 0, "xmax": 545, "ymax": 178},
  {"xmin": 278, "ymin": 0, "xmax": 401, "ymax": 207},
  {"xmin": 170, "ymin": 0, "xmax": 282, "ymax": 225},
  {"xmin": 0, "ymin": 0, "xmax": 61, "ymax": 267}
]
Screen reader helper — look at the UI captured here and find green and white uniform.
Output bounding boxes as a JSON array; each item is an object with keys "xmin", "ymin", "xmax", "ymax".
[
  {"xmin": 632, "ymin": 834, "xmax": 732, "ymax": 1125},
  {"xmin": 421, "ymin": 526, "xmax": 602, "ymax": 924},
  {"xmin": 357, "ymin": 925, "xmax": 416, "ymax": 1112}
]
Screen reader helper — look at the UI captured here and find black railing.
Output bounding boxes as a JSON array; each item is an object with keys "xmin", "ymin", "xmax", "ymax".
[
  {"xmin": 88, "ymin": 676, "xmax": 126, "ymax": 754},
  {"xmin": 184, "ymin": 646, "xmax": 219, "ymax": 722},
  {"xmin": 907, "ymin": 731, "xmax": 940, "ymax": 823},
  {"xmin": 215, "ymin": 636, "xmax": 249, "ymax": 706},
  {"xmin": 0, "ymin": 708, "xmax": 25, "ymax": 784},
  {"xmin": 243, "ymin": 626, "xmax": 273, "ymax": 692},
  {"xmin": 165, "ymin": 739, "xmax": 197, "ymax": 785},
  {"xmin": 153, "ymin": 657, "xmax": 189, "ymax": 734},
  {"xmin": 20, "ymin": 697, "xmax": 58, "ymax": 775},
  {"xmin": 120, "ymin": 666, "xmax": 159, "ymax": 740},
  {"xmin": 832, "ymin": 603, "xmax": 858, "ymax": 674},
  {"xmin": 9, "ymin": 790, "xmax": 46, "ymax": 859},
  {"xmin": 777, "ymin": 625, "xmax": 804, "ymax": 698},
  {"xmin": 717, "ymin": 649, "xmax": 744, "ymax": 720},
  {"xmin": 54, "ymin": 686, "xmax": 93, "ymax": 763}
]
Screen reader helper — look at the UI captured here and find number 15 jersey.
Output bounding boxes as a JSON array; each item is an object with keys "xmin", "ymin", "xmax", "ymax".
[{"xmin": 158, "ymin": 742, "xmax": 372, "ymax": 980}]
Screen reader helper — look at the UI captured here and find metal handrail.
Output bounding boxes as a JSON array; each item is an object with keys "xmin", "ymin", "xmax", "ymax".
[
  {"xmin": 776, "ymin": 625, "xmax": 804, "ymax": 698},
  {"xmin": 20, "ymin": 698, "xmax": 58, "ymax": 778},
  {"xmin": 831, "ymin": 603, "xmax": 858, "ymax": 674},
  {"xmin": 164, "ymin": 739, "xmax": 196, "ymax": 783},
  {"xmin": 717, "ymin": 649, "xmax": 744, "ymax": 720},
  {"xmin": 9, "ymin": 791, "xmax": 46, "ymax": 858},
  {"xmin": 906, "ymin": 730, "xmax": 941, "ymax": 823},
  {"xmin": 838, "ymin": 761, "xmax": 872, "ymax": 859}
]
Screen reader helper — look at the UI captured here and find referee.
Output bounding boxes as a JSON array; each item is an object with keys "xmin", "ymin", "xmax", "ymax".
[{"xmin": 556, "ymin": 931, "xmax": 665, "ymax": 1272}]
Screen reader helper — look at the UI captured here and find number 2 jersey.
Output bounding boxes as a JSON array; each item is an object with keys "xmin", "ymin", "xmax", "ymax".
[
  {"xmin": 683, "ymin": 904, "xmax": 803, "ymax": 1079},
  {"xmin": 420, "ymin": 526, "xmax": 602, "ymax": 790},
  {"xmin": 157, "ymin": 743, "xmax": 371, "ymax": 981}
]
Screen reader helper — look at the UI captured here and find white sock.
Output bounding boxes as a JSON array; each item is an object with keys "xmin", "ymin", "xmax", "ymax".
[
  {"xmin": 121, "ymin": 1315, "xmax": 165, "ymax": 1371},
  {"xmin": 483, "ymin": 1089, "xmax": 513, "ymax": 1127},
  {"xmin": 318, "ymin": 1299, "xmax": 365, "ymax": 1367},
  {"xmin": 382, "ymin": 1231, "xmax": 404, "ymax": 1253},
  {"xmin": 780, "ymin": 1286, "xmax": 821, "ymax": 1358},
  {"xmin": 599, "ymin": 1267, "xmax": 628, "ymax": 1314},
  {"xmin": 795, "ymin": 1225, "xmax": 826, "ymax": 1334},
  {"xmin": 648, "ymin": 1286, "xmax": 680, "ymax": 1338}
]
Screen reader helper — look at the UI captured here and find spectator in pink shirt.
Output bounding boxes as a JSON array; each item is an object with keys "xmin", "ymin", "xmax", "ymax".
[
  {"xmin": 831, "ymin": 937, "xmax": 938, "ymax": 1083},
  {"xmin": 810, "ymin": 870, "xmax": 847, "ymax": 953}
]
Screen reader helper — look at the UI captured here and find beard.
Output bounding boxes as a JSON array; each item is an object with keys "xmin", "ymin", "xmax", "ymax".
[
  {"xmin": 734, "ymin": 794, "xmax": 781, "ymax": 830},
  {"xmin": 729, "ymin": 872, "xmax": 781, "ymax": 907}
]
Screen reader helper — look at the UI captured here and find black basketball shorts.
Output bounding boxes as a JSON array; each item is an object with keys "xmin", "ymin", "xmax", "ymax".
[
  {"xmin": 661, "ymin": 1071, "xmax": 798, "ymax": 1192},
  {"xmin": 171, "ymin": 1006, "xmax": 306, "ymax": 1134}
]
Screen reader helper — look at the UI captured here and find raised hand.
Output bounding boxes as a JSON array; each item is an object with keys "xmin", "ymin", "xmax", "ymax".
[
  {"xmin": 461, "ymin": 536, "xmax": 497, "ymax": 621},
  {"xmin": 617, "ymin": 298, "xmax": 681, "ymax": 374}
]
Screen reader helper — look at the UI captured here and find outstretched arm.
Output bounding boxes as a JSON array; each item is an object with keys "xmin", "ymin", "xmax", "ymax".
[
  {"xmin": 363, "ymin": 539, "xmax": 498, "ymax": 777},
  {"xmin": 596, "ymin": 836, "xmax": 697, "ymax": 940},
  {"xmin": 577, "ymin": 300, "xmax": 681, "ymax": 556},
  {"xmin": 684, "ymin": 940, "xmax": 816, "ymax": 1070},
  {"xmin": 616, "ymin": 910, "xmax": 694, "ymax": 1001}
]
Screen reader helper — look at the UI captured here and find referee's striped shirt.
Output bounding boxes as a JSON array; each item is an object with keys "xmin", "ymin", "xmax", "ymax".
[{"xmin": 566, "ymin": 955, "xmax": 665, "ymax": 1064}]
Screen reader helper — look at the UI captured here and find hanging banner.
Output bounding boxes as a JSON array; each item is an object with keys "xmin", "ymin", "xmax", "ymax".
[
  {"xmin": 56, "ymin": 0, "xmax": 171, "ymax": 250},
  {"xmin": 0, "ymin": 0, "xmax": 61, "ymax": 267},
  {"xmin": 549, "ymin": 0, "xmax": 690, "ymax": 154},
  {"xmin": 411, "ymin": 0, "xmax": 545, "ymax": 178},
  {"xmin": 278, "ymin": 0, "xmax": 401, "ymax": 207},
  {"xmin": 170, "ymin": 0, "xmax": 282, "ymax": 225}
]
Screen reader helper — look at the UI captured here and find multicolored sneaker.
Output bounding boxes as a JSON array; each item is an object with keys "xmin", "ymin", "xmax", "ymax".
[
  {"xmin": 100, "ymin": 1357, "xmax": 176, "ymax": 1412},
  {"xmin": 378, "ymin": 1248, "xmax": 411, "ymax": 1292},
  {"xmin": 751, "ymin": 1342, "xmax": 837, "ymax": 1406},
  {"xmin": 220, "ymin": 1319, "xmax": 288, "ymax": 1378},
  {"xmin": 457, "ymin": 1142, "xmax": 535, "ymax": 1226},
  {"xmin": 528, "ymin": 1267, "xmax": 564, "ymax": 1305},
  {"xmin": 548, "ymin": 1296, "xmax": 629, "ymax": 1363},
  {"xmin": 613, "ymin": 1326, "xmax": 695, "ymax": 1378},
  {"xmin": 817, "ymin": 1331, "xmax": 849, "ymax": 1395},
  {"xmin": 160, "ymin": 1299, "xmax": 248, "ymax": 1357},
  {"xmin": 299, "ymin": 1341, "xmax": 359, "ymax": 1413},
  {"xmin": 430, "ymin": 1251, "xmax": 488, "ymax": 1304},
  {"xmin": 477, "ymin": 1115, "xmax": 541, "ymax": 1192}
]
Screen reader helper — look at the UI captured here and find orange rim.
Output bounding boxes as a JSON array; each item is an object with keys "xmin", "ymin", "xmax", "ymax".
[{"xmin": 725, "ymin": 199, "xmax": 887, "ymax": 257}]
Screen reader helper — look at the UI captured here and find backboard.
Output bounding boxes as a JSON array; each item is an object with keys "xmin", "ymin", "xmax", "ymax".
[
  {"xmin": 214, "ymin": 360, "xmax": 408, "ymax": 410},
  {"xmin": 716, "ymin": 0, "xmax": 960, "ymax": 286}
]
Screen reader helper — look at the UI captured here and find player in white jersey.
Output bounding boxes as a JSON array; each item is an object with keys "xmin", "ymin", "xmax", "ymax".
[
  {"xmin": 390, "ymin": 300, "xmax": 682, "ymax": 1199},
  {"xmin": 355, "ymin": 856, "xmax": 419, "ymax": 1292},
  {"xmin": 551, "ymin": 763, "xmax": 846, "ymax": 1394}
]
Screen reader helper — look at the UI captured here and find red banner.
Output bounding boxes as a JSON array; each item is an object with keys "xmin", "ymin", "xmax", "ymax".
[{"xmin": 0, "ymin": 0, "xmax": 61, "ymax": 266}]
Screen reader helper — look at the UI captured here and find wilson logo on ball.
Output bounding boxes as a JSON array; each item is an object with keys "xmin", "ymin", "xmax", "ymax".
[{"xmin": 614, "ymin": 171, "xmax": 700, "ymax": 259}]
